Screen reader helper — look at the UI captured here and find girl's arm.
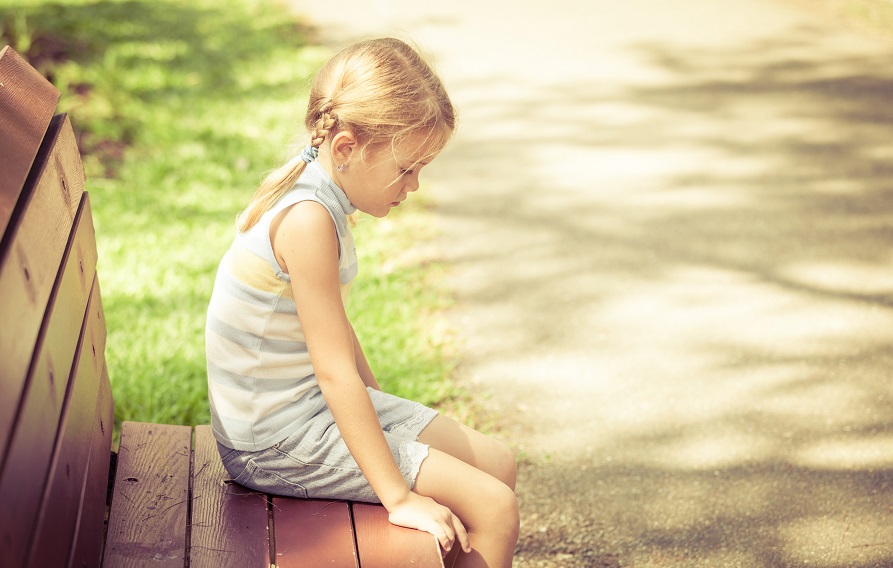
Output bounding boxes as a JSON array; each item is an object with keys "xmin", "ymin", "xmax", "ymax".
[
  {"xmin": 272, "ymin": 202, "xmax": 468, "ymax": 553},
  {"xmin": 350, "ymin": 322, "xmax": 382, "ymax": 391}
]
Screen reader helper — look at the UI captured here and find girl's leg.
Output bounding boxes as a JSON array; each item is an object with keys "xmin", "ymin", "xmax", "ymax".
[
  {"xmin": 417, "ymin": 414, "xmax": 517, "ymax": 490},
  {"xmin": 413, "ymin": 448, "xmax": 520, "ymax": 568}
]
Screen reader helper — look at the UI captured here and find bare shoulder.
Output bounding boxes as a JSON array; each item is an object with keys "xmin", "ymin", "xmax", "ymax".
[
  {"xmin": 274, "ymin": 199, "xmax": 334, "ymax": 235},
  {"xmin": 271, "ymin": 200, "xmax": 338, "ymax": 274}
]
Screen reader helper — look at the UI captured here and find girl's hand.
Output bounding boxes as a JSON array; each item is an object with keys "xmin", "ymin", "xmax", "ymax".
[{"xmin": 387, "ymin": 493, "xmax": 471, "ymax": 554}]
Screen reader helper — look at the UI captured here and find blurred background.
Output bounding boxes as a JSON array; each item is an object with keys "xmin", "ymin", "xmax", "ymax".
[
  {"xmin": 4, "ymin": 1, "xmax": 893, "ymax": 566},
  {"xmin": 0, "ymin": 0, "xmax": 460, "ymax": 434}
]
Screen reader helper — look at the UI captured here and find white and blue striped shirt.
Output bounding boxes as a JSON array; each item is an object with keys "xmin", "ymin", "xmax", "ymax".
[{"xmin": 206, "ymin": 161, "xmax": 358, "ymax": 451}]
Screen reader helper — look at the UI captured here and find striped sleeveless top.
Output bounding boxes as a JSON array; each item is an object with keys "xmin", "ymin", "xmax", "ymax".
[{"xmin": 206, "ymin": 161, "xmax": 358, "ymax": 451}]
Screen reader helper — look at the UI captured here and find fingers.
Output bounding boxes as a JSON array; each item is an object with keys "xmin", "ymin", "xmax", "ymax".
[
  {"xmin": 451, "ymin": 512, "xmax": 471, "ymax": 553},
  {"xmin": 430, "ymin": 507, "xmax": 456, "ymax": 552},
  {"xmin": 432, "ymin": 510, "xmax": 470, "ymax": 555},
  {"xmin": 386, "ymin": 494, "xmax": 471, "ymax": 555},
  {"xmin": 432, "ymin": 521, "xmax": 454, "ymax": 552}
]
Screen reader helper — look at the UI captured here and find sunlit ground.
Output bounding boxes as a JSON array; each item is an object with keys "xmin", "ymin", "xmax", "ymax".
[{"xmin": 296, "ymin": 1, "xmax": 893, "ymax": 565}]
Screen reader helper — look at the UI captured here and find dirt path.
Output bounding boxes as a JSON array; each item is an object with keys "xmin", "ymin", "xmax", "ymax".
[{"xmin": 288, "ymin": 1, "xmax": 893, "ymax": 566}]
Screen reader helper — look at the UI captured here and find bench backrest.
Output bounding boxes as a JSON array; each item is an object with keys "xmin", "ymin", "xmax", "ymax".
[{"xmin": 0, "ymin": 45, "xmax": 113, "ymax": 568}]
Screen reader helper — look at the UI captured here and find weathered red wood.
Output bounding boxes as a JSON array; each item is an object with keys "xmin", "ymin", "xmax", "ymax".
[
  {"xmin": 67, "ymin": 362, "xmax": 114, "ymax": 568},
  {"xmin": 103, "ymin": 422, "xmax": 192, "ymax": 568},
  {"xmin": 26, "ymin": 273, "xmax": 106, "ymax": 568},
  {"xmin": 272, "ymin": 498, "xmax": 359, "ymax": 568},
  {"xmin": 352, "ymin": 502, "xmax": 444, "ymax": 568},
  {"xmin": 0, "ymin": 193, "xmax": 97, "ymax": 568},
  {"xmin": 0, "ymin": 45, "xmax": 61, "ymax": 239},
  {"xmin": 191, "ymin": 425, "xmax": 271, "ymax": 568},
  {"xmin": 0, "ymin": 113, "xmax": 85, "ymax": 460}
]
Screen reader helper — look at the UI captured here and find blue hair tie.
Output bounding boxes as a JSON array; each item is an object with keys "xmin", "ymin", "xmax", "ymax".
[{"xmin": 300, "ymin": 145, "xmax": 319, "ymax": 163}]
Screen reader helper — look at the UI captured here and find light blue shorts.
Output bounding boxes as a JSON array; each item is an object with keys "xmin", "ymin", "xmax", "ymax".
[{"xmin": 217, "ymin": 387, "xmax": 438, "ymax": 503}]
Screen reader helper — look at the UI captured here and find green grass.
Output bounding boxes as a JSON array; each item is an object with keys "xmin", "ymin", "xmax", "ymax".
[
  {"xmin": 1, "ymin": 0, "xmax": 459, "ymax": 433},
  {"xmin": 348, "ymin": 202, "xmax": 458, "ymax": 405}
]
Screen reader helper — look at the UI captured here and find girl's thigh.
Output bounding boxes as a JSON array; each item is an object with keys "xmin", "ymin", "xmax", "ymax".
[{"xmin": 417, "ymin": 414, "xmax": 517, "ymax": 490}]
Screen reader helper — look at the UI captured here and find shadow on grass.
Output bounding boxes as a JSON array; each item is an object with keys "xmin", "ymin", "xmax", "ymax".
[
  {"xmin": 1, "ymin": 0, "xmax": 311, "ymax": 170},
  {"xmin": 1, "ymin": 0, "xmax": 309, "ymax": 86}
]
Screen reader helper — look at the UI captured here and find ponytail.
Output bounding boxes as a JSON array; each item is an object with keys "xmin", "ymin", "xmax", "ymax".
[
  {"xmin": 236, "ymin": 155, "xmax": 308, "ymax": 232},
  {"xmin": 236, "ymin": 103, "xmax": 338, "ymax": 232}
]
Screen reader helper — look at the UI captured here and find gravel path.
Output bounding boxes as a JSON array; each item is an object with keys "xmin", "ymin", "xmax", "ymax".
[{"xmin": 288, "ymin": 1, "xmax": 893, "ymax": 566}]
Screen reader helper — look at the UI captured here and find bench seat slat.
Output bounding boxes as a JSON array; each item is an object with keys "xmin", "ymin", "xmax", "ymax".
[
  {"xmin": 191, "ymin": 425, "xmax": 270, "ymax": 568},
  {"xmin": 26, "ymin": 274, "xmax": 106, "ymax": 567},
  {"xmin": 272, "ymin": 498, "xmax": 358, "ymax": 568},
  {"xmin": 0, "ymin": 113, "xmax": 85, "ymax": 460},
  {"xmin": 352, "ymin": 502, "xmax": 444, "ymax": 568},
  {"xmin": 0, "ymin": 191, "xmax": 97, "ymax": 568},
  {"xmin": 104, "ymin": 422, "xmax": 192, "ymax": 568}
]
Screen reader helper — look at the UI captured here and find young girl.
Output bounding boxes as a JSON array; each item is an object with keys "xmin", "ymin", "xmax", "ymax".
[{"xmin": 206, "ymin": 38, "xmax": 519, "ymax": 567}]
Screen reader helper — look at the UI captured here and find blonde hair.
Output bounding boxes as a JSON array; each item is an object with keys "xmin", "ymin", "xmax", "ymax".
[{"xmin": 237, "ymin": 38, "xmax": 456, "ymax": 232}]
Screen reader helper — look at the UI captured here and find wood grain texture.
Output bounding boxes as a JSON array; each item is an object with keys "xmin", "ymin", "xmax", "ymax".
[
  {"xmin": 104, "ymin": 422, "xmax": 192, "ymax": 568},
  {"xmin": 191, "ymin": 425, "xmax": 270, "ymax": 568},
  {"xmin": 26, "ymin": 273, "xmax": 106, "ymax": 568},
  {"xmin": 0, "ymin": 113, "xmax": 85, "ymax": 460},
  {"xmin": 0, "ymin": 45, "xmax": 61, "ymax": 238},
  {"xmin": 272, "ymin": 498, "xmax": 359, "ymax": 568},
  {"xmin": 67, "ymin": 361, "xmax": 114, "ymax": 568},
  {"xmin": 352, "ymin": 502, "xmax": 444, "ymax": 568},
  {"xmin": 0, "ymin": 193, "xmax": 97, "ymax": 568}
]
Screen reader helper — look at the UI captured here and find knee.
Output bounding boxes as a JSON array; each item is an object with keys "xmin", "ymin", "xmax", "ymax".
[
  {"xmin": 502, "ymin": 486, "xmax": 521, "ymax": 541},
  {"xmin": 490, "ymin": 439, "xmax": 518, "ymax": 491},
  {"xmin": 481, "ymin": 481, "xmax": 520, "ymax": 542}
]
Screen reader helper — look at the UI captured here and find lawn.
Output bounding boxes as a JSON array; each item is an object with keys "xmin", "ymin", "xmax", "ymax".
[{"xmin": 1, "ymin": 0, "xmax": 458, "ymax": 433}]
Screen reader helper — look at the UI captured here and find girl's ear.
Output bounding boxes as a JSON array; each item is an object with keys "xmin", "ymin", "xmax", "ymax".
[{"xmin": 329, "ymin": 130, "xmax": 357, "ymax": 165}]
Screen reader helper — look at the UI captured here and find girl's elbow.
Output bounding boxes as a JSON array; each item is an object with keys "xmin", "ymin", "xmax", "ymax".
[{"xmin": 313, "ymin": 367, "xmax": 361, "ymax": 389}]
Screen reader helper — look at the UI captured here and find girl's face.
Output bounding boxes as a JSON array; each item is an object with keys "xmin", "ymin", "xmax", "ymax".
[{"xmin": 338, "ymin": 132, "xmax": 440, "ymax": 218}]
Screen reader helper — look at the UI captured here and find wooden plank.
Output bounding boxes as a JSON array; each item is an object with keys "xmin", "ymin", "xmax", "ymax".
[
  {"xmin": 67, "ymin": 361, "xmax": 114, "ymax": 568},
  {"xmin": 191, "ymin": 425, "xmax": 270, "ymax": 568},
  {"xmin": 352, "ymin": 502, "xmax": 444, "ymax": 568},
  {"xmin": 103, "ymin": 422, "xmax": 192, "ymax": 568},
  {"xmin": 0, "ymin": 45, "xmax": 61, "ymax": 239},
  {"xmin": 0, "ymin": 113, "xmax": 85, "ymax": 460},
  {"xmin": 0, "ymin": 193, "xmax": 97, "ymax": 568},
  {"xmin": 26, "ymin": 273, "xmax": 106, "ymax": 568},
  {"xmin": 272, "ymin": 498, "xmax": 358, "ymax": 568}
]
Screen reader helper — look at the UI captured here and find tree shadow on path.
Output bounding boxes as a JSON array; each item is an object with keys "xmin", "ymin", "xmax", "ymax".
[{"xmin": 433, "ymin": 21, "xmax": 893, "ymax": 568}]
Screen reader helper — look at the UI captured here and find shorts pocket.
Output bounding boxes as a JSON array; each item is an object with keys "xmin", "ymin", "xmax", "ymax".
[
  {"xmin": 217, "ymin": 444, "xmax": 248, "ymax": 476},
  {"xmin": 236, "ymin": 460, "xmax": 309, "ymax": 499},
  {"xmin": 217, "ymin": 442, "xmax": 239, "ymax": 462}
]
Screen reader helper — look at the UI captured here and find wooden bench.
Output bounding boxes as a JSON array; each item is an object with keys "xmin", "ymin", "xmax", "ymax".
[{"xmin": 0, "ymin": 45, "xmax": 443, "ymax": 568}]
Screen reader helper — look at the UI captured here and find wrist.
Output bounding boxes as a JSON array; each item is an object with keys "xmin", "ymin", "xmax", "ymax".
[{"xmin": 379, "ymin": 485, "xmax": 413, "ymax": 511}]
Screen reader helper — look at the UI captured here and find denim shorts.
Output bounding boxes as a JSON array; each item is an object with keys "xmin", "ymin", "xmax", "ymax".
[{"xmin": 216, "ymin": 387, "xmax": 438, "ymax": 503}]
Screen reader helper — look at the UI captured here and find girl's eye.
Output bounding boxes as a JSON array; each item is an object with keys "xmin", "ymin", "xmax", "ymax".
[{"xmin": 401, "ymin": 169, "xmax": 413, "ymax": 175}]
